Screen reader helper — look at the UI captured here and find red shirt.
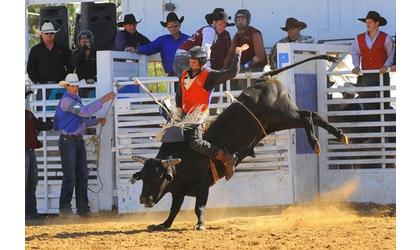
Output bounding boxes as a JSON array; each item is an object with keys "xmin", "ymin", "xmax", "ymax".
[{"xmin": 25, "ymin": 110, "xmax": 52, "ymax": 149}]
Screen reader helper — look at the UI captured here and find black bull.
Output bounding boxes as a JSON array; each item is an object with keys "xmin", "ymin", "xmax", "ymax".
[{"xmin": 130, "ymin": 55, "xmax": 349, "ymax": 230}]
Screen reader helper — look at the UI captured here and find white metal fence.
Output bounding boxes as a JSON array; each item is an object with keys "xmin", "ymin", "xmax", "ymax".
[{"xmin": 318, "ymin": 56, "xmax": 396, "ymax": 203}]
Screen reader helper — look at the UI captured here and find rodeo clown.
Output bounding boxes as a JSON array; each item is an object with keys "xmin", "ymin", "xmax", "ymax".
[{"xmin": 174, "ymin": 44, "xmax": 249, "ymax": 180}]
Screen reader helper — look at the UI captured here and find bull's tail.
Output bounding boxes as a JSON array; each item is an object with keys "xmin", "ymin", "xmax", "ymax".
[{"xmin": 261, "ymin": 54, "xmax": 338, "ymax": 78}]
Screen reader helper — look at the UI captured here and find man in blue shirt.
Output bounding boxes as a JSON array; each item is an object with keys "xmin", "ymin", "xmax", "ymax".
[
  {"xmin": 54, "ymin": 73, "xmax": 115, "ymax": 218},
  {"xmin": 137, "ymin": 12, "xmax": 189, "ymax": 76}
]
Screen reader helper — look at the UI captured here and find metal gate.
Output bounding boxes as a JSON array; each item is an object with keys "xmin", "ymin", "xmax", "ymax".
[
  {"xmin": 317, "ymin": 45, "xmax": 396, "ymax": 203},
  {"xmin": 112, "ymin": 74, "xmax": 295, "ymax": 213}
]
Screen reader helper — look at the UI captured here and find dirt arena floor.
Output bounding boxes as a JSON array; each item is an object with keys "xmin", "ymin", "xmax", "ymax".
[
  {"xmin": 25, "ymin": 200, "xmax": 395, "ymax": 250},
  {"xmin": 26, "ymin": 180, "xmax": 395, "ymax": 249}
]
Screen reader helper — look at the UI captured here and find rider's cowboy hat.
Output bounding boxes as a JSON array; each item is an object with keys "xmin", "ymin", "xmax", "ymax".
[
  {"xmin": 35, "ymin": 21, "xmax": 60, "ymax": 35},
  {"xmin": 358, "ymin": 11, "xmax": 387, "ymax": 26},
  {"xmin": 160, "ymin": 12, "xmax": 184, "ymax": 28},
  {"xmin": 281, "ymin": 17, "xmax": 307, "ymax": 31},
  {"xmin": 117, "ymin": 14, "xmax": 141, "ymax": 27},
  {"xmin": 59, "ymin": 73, "xmax": 81, "ymax": 88}
]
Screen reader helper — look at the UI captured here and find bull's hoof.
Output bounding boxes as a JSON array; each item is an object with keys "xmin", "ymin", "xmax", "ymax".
[
  {"xmin": 314, "ymin": 141, "xmax": 321, "ymax": 156},
  {"xmin": 340, "ymin": 134, "xmax": 349, "ymax": 144},
  {"xmin": 147, "ymin": 223, "xmax": 169, "ymax": 231},
  {"xmin": 195, "ymin": 224, "xmax": 206, "ymax": 230}
]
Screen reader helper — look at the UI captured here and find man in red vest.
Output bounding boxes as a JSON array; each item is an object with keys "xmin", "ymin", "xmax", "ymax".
[
  {"xmin": 175, "ymin": 44, "xmax": 248, "ymax": 180},
  {"xmin": 351, "ymin": 11, "xmax": 395, "ymax": 109},
  {"xmin": 223, "ymin": 9, "xmax": 267, "ymax": 72},
  {"xmin": 173, "ymin": 8, "xmax": 234, "ymax": 77}
]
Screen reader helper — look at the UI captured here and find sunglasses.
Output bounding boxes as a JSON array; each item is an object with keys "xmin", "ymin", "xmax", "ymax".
[
  {"xmin": 44, "ymin": 32, "xmax": 55, "ymax": 35},
  {"xmin": 167, "ymin": 24, "xmax": 179, "ymax": 29}
]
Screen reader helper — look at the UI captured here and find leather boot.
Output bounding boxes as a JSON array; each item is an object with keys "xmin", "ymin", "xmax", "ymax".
[{"xmin": 215, "ymin": 149, "xmax": 237, "ymax": 181}]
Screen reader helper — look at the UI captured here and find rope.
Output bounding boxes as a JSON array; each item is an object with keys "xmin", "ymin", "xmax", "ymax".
[
  {"xmin": 85, "ymin": 97, "xmax": 115, "ymax": 193},
  {"xmin": 224, "ymin": 91, "xmax": 268, "ymax": 137}
]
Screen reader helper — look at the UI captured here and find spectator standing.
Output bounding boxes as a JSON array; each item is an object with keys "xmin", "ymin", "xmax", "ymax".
[
  {"xmin": 27, "ymin": 22, "xmax": 73, "ymax": 100},
  {"xmin": 71, "ymin": 30, "xmax": 97, "ymax": 98},
  {"xmin": 223, "ymin": 9, "xmax": 267, "ymax": 72},
  {"xmin": 25, "ymin": 90, "xmax": 53, "ymax": 220},
  {"xmin": 114, "ymin": 14, "xmax": 151, "ymax": 52},
  {"xmin": 137, "ymin": 12, "xmax": 189, "ymax": 76},
  {"xmin": 350, "ymin": 11, "xmax": 395, "ymax": 110},
  {"xmin": 173, "ymin": 8, "xmax": 234, "ymax": 76},
  {"xmin": 269, "ymin": 17, "xmax": 314, "ymax": 69}
]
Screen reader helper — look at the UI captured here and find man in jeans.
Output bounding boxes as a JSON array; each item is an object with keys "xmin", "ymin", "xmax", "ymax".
[
  {"xmin": 54, "ymin": 73, "xmax": 115, "ymax": 217},
  {"xmin": 25, "ymin": 90, "xmax": 53, "ymax": 220}
]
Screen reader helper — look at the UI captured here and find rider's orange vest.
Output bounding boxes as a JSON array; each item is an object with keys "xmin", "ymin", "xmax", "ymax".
[{"xmin": 180, "ymin": 69, "xmax": 211, "ymax": 113}]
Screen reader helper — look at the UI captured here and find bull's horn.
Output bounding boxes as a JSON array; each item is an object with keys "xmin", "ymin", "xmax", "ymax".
[
  {"xmin": 132, "ymin": 155, "xmax": 148, "ymax": 164},
  {"xmin": 160, "ymin": 158, "xmax": 182, "ymax": 168}
]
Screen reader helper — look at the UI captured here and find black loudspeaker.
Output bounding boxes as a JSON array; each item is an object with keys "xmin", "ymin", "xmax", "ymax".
[
  {"xmin": 80, "ymin": 2, "xmax": 117, "ymax": 51},
  {"xmin": 40, "ymin": 6, "xmax": 69, "ymax": 49}
]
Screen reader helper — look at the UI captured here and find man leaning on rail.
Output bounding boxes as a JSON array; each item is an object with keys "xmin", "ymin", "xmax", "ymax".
[
  {"xmin": 53, "ymin": 73, "xmax": 115, "ymax": 218},
  {"xmin": 350, "ymin": 10, "xmax": 395, "ymax": 110}
]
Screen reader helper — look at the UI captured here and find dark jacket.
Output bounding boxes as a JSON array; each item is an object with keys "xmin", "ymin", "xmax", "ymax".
[
  {"xmin": 113, "ymin": 30, "xmax": 151, "ymax": 51},
  {"xmin": 25, "ymin": 110, "xmax": 52, "ymax": 149},
  {"xmin": 71, "ymin": 46, "xmax": 97, "ymax": 81},
  {"xmin": 27, "ymin": 42, "xmax": 73, "ymax": 83}
]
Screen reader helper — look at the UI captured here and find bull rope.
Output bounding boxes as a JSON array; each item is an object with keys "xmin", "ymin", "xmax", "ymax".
[{"xmin": 224, "ymin": 91, "xmax": 268, "ymax": 137}]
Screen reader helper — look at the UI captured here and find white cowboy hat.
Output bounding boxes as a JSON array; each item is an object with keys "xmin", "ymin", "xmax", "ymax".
[
  {"xmin": 35, "ymin": 22, "xmax": 60, "ymax": 35},
  {"xmin": 338, "ymin": 82, "xmax": 357, "ymax": 96},
  {"xmin": 59, "ymin": 73, "xmax": 80, "ymax": 87}
]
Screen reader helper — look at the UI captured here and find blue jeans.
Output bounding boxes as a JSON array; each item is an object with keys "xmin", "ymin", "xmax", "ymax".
[
  {"xmin": 58, "ymin": 135, "xmax": 90, "ymax": 214},
  {"xmin": 25, "ymin": 149, "xmax": 38, "ymax": 215}
]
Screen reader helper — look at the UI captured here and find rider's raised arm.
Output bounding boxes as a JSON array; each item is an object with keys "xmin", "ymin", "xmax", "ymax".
[{"xmin": 204, "ymin": 53, "xmax": 240, "ymax": 91}]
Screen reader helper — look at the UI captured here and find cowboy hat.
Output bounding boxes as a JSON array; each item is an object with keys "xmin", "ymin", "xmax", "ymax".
[
  {"xmin": 205, "ymin": 8, "xmax": 235, "ymax": 26},
  {"xmin": 160, "ymin": 12, "xmax": 184, "ymax": 28},
  {"xmin": 281, "ymin": 17, "xmax": 307, "ymax": 31},
  {"xmin": 25, "ymin": 90, "xmax": 33, "ymax": 98},
  {"xmin": 117, "ymin": 14, "xmax": 142, "ymax": 27},
  {"xmin": 59, "ymin": 73, "xmax": 80, "ymax": 88},
  {"xmin": 35, "ymin": 21, "xmax": 60, "ymax": 35},
  {"xmin": 338, "ymin": 82, "xmax": 357, "ymax": 96},
  {"xmin": 358, "ymin": 11, "xmax": 387, "ymax": 26}
]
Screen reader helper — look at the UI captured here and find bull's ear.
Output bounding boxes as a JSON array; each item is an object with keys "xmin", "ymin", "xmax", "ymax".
[
  {"xmin": 161, "ymin": 158, "xmax": 182, "ymax": 168},
  {"xmin": 132, "ymin": 155, "xmax": 148, "ymax": 164}
]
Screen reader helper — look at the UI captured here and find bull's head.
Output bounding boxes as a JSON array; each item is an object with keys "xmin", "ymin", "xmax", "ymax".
[{"xmin": 130, "ymin": 155, "xmax": 181, "ymax": 208}]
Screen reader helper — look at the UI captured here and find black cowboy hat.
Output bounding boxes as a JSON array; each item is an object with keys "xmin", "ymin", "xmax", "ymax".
[
  {"xmin": 205, "ymin": 8, "xmax": 235, "ymax": 26},
  {"xmin": 358, "ymin": 11, "xmax": 387, "ymax": 26},
  {"xmin": 160, "ymin": 12, "xmax": 184, "ymax": 28},
  {"xmin": 117, "ymin": 14, "xmax": 142, "ymax": 27},
  {"xmin": 281, "ymin": 17, "xmax": 307, "ymax": 31}
]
